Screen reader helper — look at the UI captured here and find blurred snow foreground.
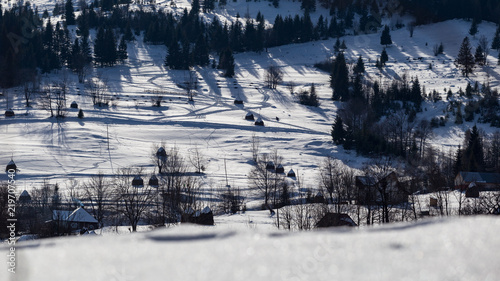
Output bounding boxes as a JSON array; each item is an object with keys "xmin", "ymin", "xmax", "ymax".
[{"xmin": 3, "ymin": 217, "xmax": 500, "ymax": 281}]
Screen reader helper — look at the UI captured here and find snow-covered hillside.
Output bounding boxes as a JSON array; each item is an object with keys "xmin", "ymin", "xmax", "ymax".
[
  {"xmin": 1, "ymin": 1, "xmax": 500, "ymax": 196},
  {"xmin": 2, "ymin": 216, "xmax": 499, "ymax": 281}
]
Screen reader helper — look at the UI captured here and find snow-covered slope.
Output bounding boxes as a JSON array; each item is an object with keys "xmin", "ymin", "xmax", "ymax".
[
  {"xmin": 3, "ymin": 216, "xmax": 500, "ymax": 281},
  {"xmin": 1, "ymin": 0, "xmax": 499, "ymax": 196}
]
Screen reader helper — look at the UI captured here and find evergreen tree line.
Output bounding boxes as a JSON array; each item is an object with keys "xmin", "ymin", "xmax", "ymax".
[
  {"xmin": 453, "ymin": 126, "xmax": 500, "ymax": 173},
  {"xmin": 330, "ymin": 50, "xmax": 424, "ymax": 158},
  {"xmin": 399, "ymin": 0, "xmax": 500, "ymax": 24}
]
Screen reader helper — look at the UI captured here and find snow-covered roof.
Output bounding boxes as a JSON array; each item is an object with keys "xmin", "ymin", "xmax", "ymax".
[
  {"xmin": 19, "ymin": 190, "xmax": 30, "ymax": 198},
  {"xmin": 201, "ymin": 206, "xmax": 212, "ymax": 214},
  {"xmin": 357, "ymin": 176, "xmax": 377, "ymax": 186},
  {"xmin": 459, "ymin": 172, "xmax": 500, "ymax": 184},
  {"xmin": 53, "ymin": 208, "xmax": 97, "ymax": 223},
  {"xmin": 67, "ymin": 207, "xmax": 98, "ymax": 223}
]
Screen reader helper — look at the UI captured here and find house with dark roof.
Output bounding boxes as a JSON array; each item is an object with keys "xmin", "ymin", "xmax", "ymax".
[
  {"xmin": 355, "ymin": 172, "xmax": 408, "ymax": 205},
  {"xmin": 52, "ymin": 207, "xmax": 99, "ymax": 231},
  {"xmin": 316, "ymin": 213, "xmax": 357, "ymax": 228},
  {"xmin": 455, "ymin": 172, "xmax": 500, "ymax": 191}
]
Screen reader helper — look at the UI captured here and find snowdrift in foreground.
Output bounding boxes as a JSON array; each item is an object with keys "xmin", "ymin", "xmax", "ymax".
[{"xmin": 3, "ymin": 217, "xmax": 500, "ymax": 281}]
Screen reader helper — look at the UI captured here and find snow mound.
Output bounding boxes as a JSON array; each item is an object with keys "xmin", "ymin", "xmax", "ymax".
[{"xmin": 3, "ymin": 217, "xmax": 499, "ymax": 281}]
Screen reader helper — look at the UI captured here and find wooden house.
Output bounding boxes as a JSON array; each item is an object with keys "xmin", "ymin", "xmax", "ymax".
[
  {"xmin": 355, "ymin": 172, "xmax": 408, "ymax": 205},
  {"xmin": 316, "ymin": 213, "xmax": 357, "ymax": 228},
  {"xmin": 455, "ymin": 172, "xmax": 500, "ymax": 191}
]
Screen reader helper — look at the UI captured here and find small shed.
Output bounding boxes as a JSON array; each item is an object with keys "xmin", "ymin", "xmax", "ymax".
[
  {"xmin": 429, "ymin": 197, "xmax": 438, "ymax": 207},
  {"xmin": 70, "ymin": 101, "xmax": 78, "ymax": 109},
  {"xmin": 149, "ymin": 175, "xmax": 159, "ymax": 187},
  {"xmin": 287, "ymin": 169, "xmax": 296, "ymax": 178},
  {"xmin": 465, "ymin": 182, "xmax": 479, "ymax": 198},
  {"xmin": 6, "ymin": 159, "xmax": 16, "ymax": 173},
  {"xmin": 266, "ymin": 161, "xmax": 275, "ymax": 171},
  {"xmin": 245, "ymin": 112, "xmax": 255, "ymax": 121},
  {"xmin": 314, "ymin": 192, "xmax": 325, "ymax": 203},
  {"xmin": 5, "ymin": 109, "xmax": 14, "ymax": 117},
  {"xmin": 276, "ymin": 164, "xmax": 285, "ymax": 173},
  {"xmin": 181, "ymin": 206, "xmax": 214, "ymax": 225},
  {"xmin": 316, "ymin": 213, "xmax": 357, "ymax": 228},
  {"xmin": 234, "ymin": 99, "xmax": 244, "ymax": 105},
  {"xmin": 19, "ymin": 190, "xmax": 32, "ymax": 203},
  {"xmin": 255, "ymin": 117, "xmax": 264, "ymax": 126},
  {"xmin": 132, "ymin": 176, "xmax": 144, "ymax": 187}
]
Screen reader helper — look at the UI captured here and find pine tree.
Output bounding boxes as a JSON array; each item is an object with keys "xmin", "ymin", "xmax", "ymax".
[
  {"xmin": 123, "ymin": 22, "xmax": 135, "ymax": 41},
  {"xmin": 353, "ymin": 55, "xmax": 365, "ymax": 75},
  {"xmin": 380, "ymin": 25, "xmax": 392, "ymax": 46},
  {"xmin": 218, "ymin": 48, "xmax": 235, "ymax": 77},
  {"xmin": 203, "ymin": 0, "xmax": 215, "ymax": 12},
  {"xmin": 456, "ymin": 37, "xmax": 475, "ymax": 77},
  {"xmin": 492, "ymin": 26, "xmax": 500, "ymax": 50},
  {"xmin": 94, "ymin": 26, "xmax": 106, "ymax": 66},
  {"xmin": 104, "ymin": 27, "xmax": 117, "ymax": 66},
  {"xmin": 300, "ymin": 0, "xmax": 316, "ymax": 13},
  {"xmin": 330, "ymin": 52, "xmax": 349, "ymax": 101},
  {"xmin": 117, "ymin": 37, "xmax": 128, "ymax": 62},
  {"xmin": 380, "ymin": 48, "xmax": 389, "ymax": 65},
  {"xmin": 192, "ymin": 34, "xmax": 209, "ymax": 66},
  {"xmin": 410, "ymin": 77, "xmax": 422, "ymax": 107},
  {"xmin": 463, "ymin": 125, "xmax": 484, "ymax": 172},
  {"xmin": 455, "ymin": 104, "xmax": 463, "ymax": 124},
  {"xmin": 352, "ymin": 74, "xmax": 363, "ymax": 100},
  {"xmin": 454, "ymin": 145, "xmax": 463, "ymax": 175},
  {"xmin": 65, "ymin": 0, "xmax": 75, "ymax": 25},
  {"xmin": 331, "ymin": 115, "xmax": 345, "ymax": 145},
  {"xmin": 165, "ymin": 41, "xmax": 181, "ymax": 69},
  {"xmin": 333, "ymin": 38, "xmax": 341, "ymax": 53},
  {"xmin": 469, "ymin": 18, "xmax": 478, "ymax": 36},
  {"xmin": 475, "ymin": 45, "xmax": 485, "ymax": 65}
]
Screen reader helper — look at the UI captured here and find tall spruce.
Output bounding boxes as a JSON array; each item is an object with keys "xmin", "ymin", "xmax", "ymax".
[
  {"xmin": 353, "ymin": 55, "xmax": 365, "ymax": 75},
  {"xmin": 331, "ymin": 52, "xmax": 349, "ymax": 101},
  {"xmin": 380, "ymin": 25, "xmax": 392, "ymax": 46},
  {"xmin": 331, "ymin": 115, "xmax": 345, "ymax": 145},
  {"xmin": 65, "ymin": 0, "xmax": 75, "ymax": 25},
  {"xmin": 456, "ymin": 37, "xmax": 475, "ymax": 77},
  {"xmin": 117, "ymin": 36, "xmax": 128, "ymax": 62},
  {"xmin": 463, "ymin": 125, "xmax": 484, "ymax": 172}
]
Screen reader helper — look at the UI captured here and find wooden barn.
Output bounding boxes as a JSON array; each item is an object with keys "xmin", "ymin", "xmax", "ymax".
[
  {"xmin": 181, "ymin": 207, "xmax": 214, "ymax": 226},
  {"xmin": 52, "ymin": 207, "xmax": 99, "ymax": 231},
  {"xmin": 455, "ymin": 172, "xmax": 500, "ymax": 191},
  {"xmin": 316, "ymin": 213, "xmax": 357, "ymax": 228},
  {"xmin": 355, "ymin": 172, "xmax": 408, "ymax": 205}
]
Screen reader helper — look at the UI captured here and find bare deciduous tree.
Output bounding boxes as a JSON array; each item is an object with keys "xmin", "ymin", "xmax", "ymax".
[
  {"xmin": 265, "ymin": 65, "xmax": 283, "ymax": 89},
  {"xmin": 251, "ymin": 133, "xmax": 260, "ymax": 163},
  {"xmin": 113, "ymin": 168, "xmax": 155, "ymax": 232},
  {"xmin": 83, "ymin": 172, "xmax": 111, "ymax": 227},
  {"xmin": 189, "ymin": 145, "xmax": 208, "ymax": 174}
]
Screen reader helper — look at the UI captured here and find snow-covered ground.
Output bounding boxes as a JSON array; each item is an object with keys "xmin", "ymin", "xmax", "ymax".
[{"xmin": 2, "ymin": 216, "xmax": 499, "ymax": 281}]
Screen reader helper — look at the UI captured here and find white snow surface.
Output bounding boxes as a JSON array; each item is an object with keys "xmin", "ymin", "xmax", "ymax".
[{"xmin": 2, "ymin": 216, "xmax": 500, "ymax": 281}]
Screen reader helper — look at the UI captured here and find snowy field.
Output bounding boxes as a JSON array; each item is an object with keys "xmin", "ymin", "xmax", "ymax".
[
  {"xmin": 2, "ymin": 216, "xmax": 500, "ymax": 281},
  {"xmin": 1, "ymin": 2, "xmax": 500, "ymax": 197}
]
